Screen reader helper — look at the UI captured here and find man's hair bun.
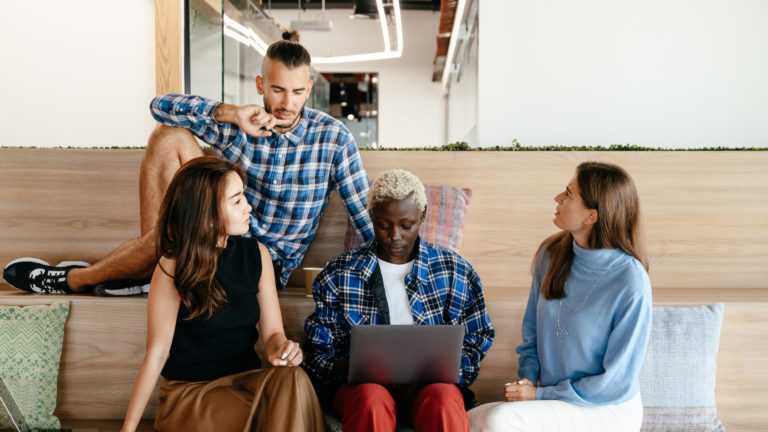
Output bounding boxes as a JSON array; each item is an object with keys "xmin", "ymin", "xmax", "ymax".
[
  {"xmin": 282, "ymin": 30, "xmax": 300, "ymax": 43},
  {"xmin": 266, "ymin": 30, "xmax": 310, "ymax": 67}
]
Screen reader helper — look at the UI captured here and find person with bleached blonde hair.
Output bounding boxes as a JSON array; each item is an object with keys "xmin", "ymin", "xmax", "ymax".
[
  {"xmin": 365, "ymin": 168, "xmax": 428, "ymax": 213},
  {"xmin": 304, "ymin": 169, "xmax": 495, "ymax": 432}
]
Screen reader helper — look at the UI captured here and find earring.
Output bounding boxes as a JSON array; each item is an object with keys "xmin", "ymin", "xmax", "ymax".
[{"xmin": 583, "ymin": 221, "xmax": 588, "ymax": 225}]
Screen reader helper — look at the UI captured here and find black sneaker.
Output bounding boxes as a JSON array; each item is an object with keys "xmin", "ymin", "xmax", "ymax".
[
  {"xmin": 2, "ymin": 258, "xmax": 88, "ymax": 294},
  {"xmin": 96, "ymin": 278, "xmax": 151, "ymax": 297}
]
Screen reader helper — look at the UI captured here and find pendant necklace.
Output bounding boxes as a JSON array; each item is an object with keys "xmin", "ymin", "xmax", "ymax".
[{"xmin": 555, "ymin": 270, "xmax": 608, "ymax": 342}]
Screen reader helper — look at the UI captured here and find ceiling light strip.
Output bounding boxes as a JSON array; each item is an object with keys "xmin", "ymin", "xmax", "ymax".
[
  {"xmin": 223, "ymin": 15, "xmax": 268, "ymax": 55},
  {"xmin": 441, "ymin": 0, "xmax": 467, "ymax": 90},
  {"xmin": 376, "ymin": 0, "xmax": 391, "ymax": 53},
  {"xmin": 222, "ymin": 1, "xmax": 403, "ymax": 64},
  {"xmin": 313, "ymin": 51, "xmax": 400, "ymax": 64}
]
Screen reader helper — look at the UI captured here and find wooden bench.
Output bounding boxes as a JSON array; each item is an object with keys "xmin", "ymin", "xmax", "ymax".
[{"xmin": 1, "ymin": 148, "xmax": 766, "ymax": 431}]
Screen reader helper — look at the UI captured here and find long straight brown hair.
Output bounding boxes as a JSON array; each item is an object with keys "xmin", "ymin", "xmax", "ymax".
[
  {"xmin": 535, "ymin": 161, "xmax": 648, "ymax": 300},
  {"xmin": 157, "ymin": 156, "xmax": 246, "ymax": 319}
]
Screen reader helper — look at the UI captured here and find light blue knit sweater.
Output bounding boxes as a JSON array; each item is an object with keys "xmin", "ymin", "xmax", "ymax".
[{"xmin": 517, "ymin": 240, "xmax": 652, "ymax": 406}]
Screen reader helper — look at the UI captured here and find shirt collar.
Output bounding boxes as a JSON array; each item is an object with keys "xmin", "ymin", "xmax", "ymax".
[
  {"xmin": 273, "ymin": 108, "xmax": 309, "ymax": 146},
  {"xmin": 350, "ymin": 237, "xmax": 430, "ymax": 284}
]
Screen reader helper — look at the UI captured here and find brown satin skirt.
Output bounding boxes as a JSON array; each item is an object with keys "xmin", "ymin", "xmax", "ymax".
[{"xmin": 154, "ymin": 367, "xmax": 325, "ymax": 432}]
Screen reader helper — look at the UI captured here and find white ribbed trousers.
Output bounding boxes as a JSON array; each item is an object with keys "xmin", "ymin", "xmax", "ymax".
[{"xmin": 468, "ymin": 394, "xmax": 642, "ymax": 432}]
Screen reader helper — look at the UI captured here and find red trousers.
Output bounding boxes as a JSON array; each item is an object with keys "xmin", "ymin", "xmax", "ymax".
[{"xmin": 333, "ymin": 382, "xmax": 469, "ymax": 432}]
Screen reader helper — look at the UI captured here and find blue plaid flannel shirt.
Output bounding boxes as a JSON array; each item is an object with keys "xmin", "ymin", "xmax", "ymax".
[
  {"xmin": 304, "ymin": 238, "xmax": 495, "ymax": 386},
  {"xmin": 150, "ymin": 94, "xmax": 374, "ymax": 288}
]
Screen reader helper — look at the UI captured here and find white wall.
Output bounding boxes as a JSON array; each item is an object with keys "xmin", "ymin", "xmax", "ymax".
[
  {"xmin": 0, "ymin": 3, "xmax": 442, "ymax": 149},
  {"xmin": 477, "ymin": 0, "xmax": 768, "ymax": 148},
  {"xmin": 0, "ymin": 1, "xmax": 156, "ymax": 148},
  {"xmin": 269, "ymin": 9, "xmax": 445, "ymax": 149}
]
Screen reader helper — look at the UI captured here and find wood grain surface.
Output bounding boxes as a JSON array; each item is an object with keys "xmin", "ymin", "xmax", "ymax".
[
  {"xmin": 1, "ymin": 148, "xmax": 766, "ymax": 430},
  {"xmin": 155, "ymin": 0, "xmax": 181, "ymax": 95}
]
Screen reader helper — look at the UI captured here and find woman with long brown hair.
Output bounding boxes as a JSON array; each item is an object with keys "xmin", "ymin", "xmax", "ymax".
[
  {"xmin": 120, "ymin": 156, "xmax": 324, "ymax": 432},
  {"xmin": 469, "ymin": 162, "xmax": 652, "ymax": 432}
]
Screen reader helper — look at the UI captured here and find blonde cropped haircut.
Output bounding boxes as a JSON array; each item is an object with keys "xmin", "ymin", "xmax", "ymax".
[{"xmin": 367, "ymin": 169, "xmax": 427, "ymax": 213}]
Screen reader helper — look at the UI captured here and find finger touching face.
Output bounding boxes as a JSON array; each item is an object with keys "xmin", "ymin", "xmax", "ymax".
[{"xmin": 257, "ymin": 58, "xmax": 313, "ymax": 131}]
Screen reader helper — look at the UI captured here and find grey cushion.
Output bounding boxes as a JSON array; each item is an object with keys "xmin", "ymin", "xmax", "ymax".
[{"xmin": 639, "ymin": 303, "xmax": 725, "ymax": 431}]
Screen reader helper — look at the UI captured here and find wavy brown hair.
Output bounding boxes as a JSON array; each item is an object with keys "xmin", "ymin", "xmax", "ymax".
[
  {"xmin": 535, "ymin": 161, "xmax": 648, "ymax": 300},
  {"xmin": 157, "ymin": 156, "xmax": 246, "ymax": 319}
]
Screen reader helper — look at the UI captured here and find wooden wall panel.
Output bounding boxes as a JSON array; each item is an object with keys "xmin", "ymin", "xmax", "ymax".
[
  {"xmin": 2, "ymin": 149, "xmax": 766, "ymax": 295},
  {"xmin": 0, "ymin": 149, "xmax": 143, "ymax": 268},
  {"xmin": 0, "ymin": 149, "xmax": 766, "ymax": 429},
  {"xmin": 155, "ymin": 0, "xmax": 182, "ymax": 95},
  {"xmin": 2, "ymin": 290, "xmax": 760, "ymax": 429},
  {"xmin": 298, "ymin": 151, "xmax": 768, "ymax": 294}
]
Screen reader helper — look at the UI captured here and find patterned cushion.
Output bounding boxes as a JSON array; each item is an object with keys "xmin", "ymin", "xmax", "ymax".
[
  {"xmin": 639, "ymin": 303, "xmax": 725, "ymax": 432},
  {"xmin": 0, "ymin": 301, "xmax": 70, "ymax": 430},
  {"xmin": 345, "ymin": 184, "xmax": 473, "ymax": 252}
]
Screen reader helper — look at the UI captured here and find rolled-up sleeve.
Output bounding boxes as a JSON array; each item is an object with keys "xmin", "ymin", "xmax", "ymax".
[{"xmin": 150, "ymin": 93, "xmax": 242, "ymax": 151}]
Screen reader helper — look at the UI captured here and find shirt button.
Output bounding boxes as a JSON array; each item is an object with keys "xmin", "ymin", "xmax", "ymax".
[{"xmin": 272, "ymin": 180, "xmax": 277, "ymax": 184}]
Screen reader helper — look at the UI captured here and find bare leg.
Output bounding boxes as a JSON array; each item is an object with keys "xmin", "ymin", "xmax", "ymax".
[
  {"xmin": 140, "ymin": 125, "xmax": 205, "ymax": 236},
  {"xmin": 66, "ymin": 125, "xmax": 204, "ymax": 291},
  {"xmin": 66, "ymin": 232, "xmax": 157, "ymax": 291}
]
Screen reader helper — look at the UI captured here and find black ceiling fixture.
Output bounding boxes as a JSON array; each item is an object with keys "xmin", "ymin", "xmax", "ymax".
[{"xmin": 351, "ymin": 0, "xmax": 379, "ymax": 18}]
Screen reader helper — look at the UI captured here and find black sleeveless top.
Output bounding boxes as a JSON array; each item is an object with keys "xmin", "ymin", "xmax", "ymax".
[{"xmin": 161, "ymin": 236, "xmax": 262, "ymax": 381}]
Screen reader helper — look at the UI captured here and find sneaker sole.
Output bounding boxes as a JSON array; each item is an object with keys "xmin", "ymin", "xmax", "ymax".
[
  {"xmin": 55, "ymin": 261, "xmax": 91, "ymax": 268},
  {"xmin": 97, "ymin": 286, "xmax": 146, "ymax": 296},
  {"xmin": 96, "ymin": 281, "xmax": 151, "ymax": 297}
]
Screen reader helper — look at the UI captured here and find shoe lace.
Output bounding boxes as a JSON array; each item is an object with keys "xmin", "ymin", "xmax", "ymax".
[{"xmin": 29, "ymin": 268, "xmax": 68, "ymax": 293}]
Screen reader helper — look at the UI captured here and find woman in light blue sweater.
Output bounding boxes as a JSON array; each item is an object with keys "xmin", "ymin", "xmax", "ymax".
[{"xmin": 469, "ymin": 161, "xmax": 652, "ymax": 432}]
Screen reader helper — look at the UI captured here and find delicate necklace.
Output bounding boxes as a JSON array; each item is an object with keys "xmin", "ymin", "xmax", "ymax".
[{"xmin": 555, "ymin": 270, "xmax": 608, "ymax": 342}]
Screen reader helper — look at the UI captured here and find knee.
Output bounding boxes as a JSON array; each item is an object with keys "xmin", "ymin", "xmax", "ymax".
[
  {"xmin": 268, "ymin": 365, "xmax": 309, "ymax": 387},
  {"xmin": 414, "ymin": 384, "xmax": 468, "ymax": 431},
  {"xmin": 145, "ymin": 125, "xmax": 199, "ymax": 161},
  {"xmin": 349, "ymin": 383, "xmax": 396, "ymax": 414},
  {"xmin": 416, "ymin": 383, "xmax": 464, "ymax": 409}
]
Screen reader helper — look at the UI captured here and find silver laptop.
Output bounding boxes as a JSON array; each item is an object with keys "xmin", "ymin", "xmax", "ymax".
[{"xmin": 348, "ymin": 325, "xmax": 464, "ymax": 384}]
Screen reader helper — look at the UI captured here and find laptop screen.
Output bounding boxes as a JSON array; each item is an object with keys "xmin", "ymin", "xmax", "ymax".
[{"xmin": 348, "ymin": 324, "xmax": 464, "ymax": 384}]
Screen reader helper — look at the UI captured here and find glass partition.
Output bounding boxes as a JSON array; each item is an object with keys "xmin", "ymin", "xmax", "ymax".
[
  {"xmin": 187, "ymin": 2, "xmax": 222, "ymax": 100},
  {"xmin": 323, "ymin": 72, "xmax": 379, "ymax": 148},
  {"xmin": 186, "ymin": 0, "xmax": 329, "ymax": 111}
]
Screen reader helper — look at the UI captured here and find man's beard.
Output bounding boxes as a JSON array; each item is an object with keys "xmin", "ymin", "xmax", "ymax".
[{"xmin": 264, "ymin": 100, "xmax": 305, "ymax": 131}]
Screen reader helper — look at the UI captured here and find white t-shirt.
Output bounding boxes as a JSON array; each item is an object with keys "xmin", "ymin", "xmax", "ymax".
[{"xmin": 377, "ymin": 258, "xmax": 415, "ymax": 325}]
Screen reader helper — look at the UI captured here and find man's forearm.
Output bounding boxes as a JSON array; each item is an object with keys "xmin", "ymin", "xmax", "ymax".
[{"xmin": 213, "ymin": 103, "xmax": 237, "ymax": 124}]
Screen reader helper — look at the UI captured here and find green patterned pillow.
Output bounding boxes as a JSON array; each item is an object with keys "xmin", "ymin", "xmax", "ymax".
[{"xmin": 0, "ymin": 301, "xmax": 70, "ymax": 430}]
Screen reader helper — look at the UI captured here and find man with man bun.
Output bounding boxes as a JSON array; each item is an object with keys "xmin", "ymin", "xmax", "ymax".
[{"xmin": 4, "ymin": 30, "xmax": 374, "ymax": 294}]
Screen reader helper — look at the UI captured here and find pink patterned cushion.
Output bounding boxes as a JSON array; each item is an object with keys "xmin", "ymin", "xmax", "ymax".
[{"xmin": 345, "ymin": 184, "xmax": 473, "ymax": 253}]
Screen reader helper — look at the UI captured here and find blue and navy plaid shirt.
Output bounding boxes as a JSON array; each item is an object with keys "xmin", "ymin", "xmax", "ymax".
[
  {"xmin": 150, "ymin": 94, "xmax": 374, "ymax": 288},
  {"xmin": 304, "ymin": 238, "xmax": 495, "ymax": 386}
]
